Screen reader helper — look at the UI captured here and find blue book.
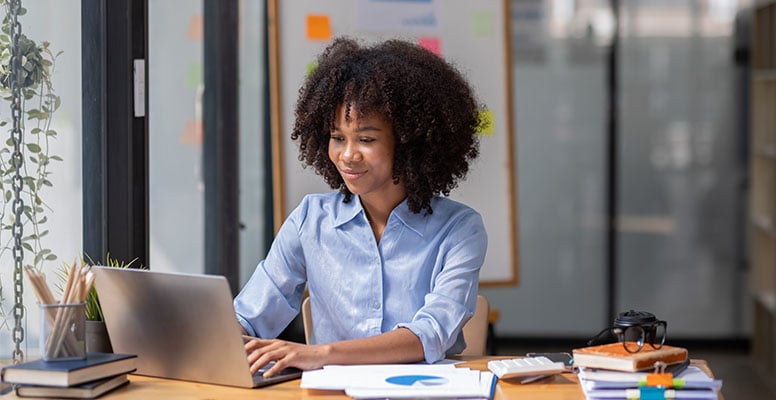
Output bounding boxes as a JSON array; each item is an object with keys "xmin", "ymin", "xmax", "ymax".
[
  {"xmin": 0, "ymin": 352, "xmax": 136, "ymax": 387},
  {"xmin": 15, "ymin": 373, "xmax": 130, "ymax": 398}
]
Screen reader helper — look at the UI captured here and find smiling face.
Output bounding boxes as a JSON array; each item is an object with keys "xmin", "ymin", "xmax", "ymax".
[{"xmin": 329, "ymin": 104, "xmax": 406, "ymax": 207}]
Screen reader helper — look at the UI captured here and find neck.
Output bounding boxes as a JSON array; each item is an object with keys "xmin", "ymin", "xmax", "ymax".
[{"xmin": 359, "ymin": 188, "xmax": 406, "ymax": 227}]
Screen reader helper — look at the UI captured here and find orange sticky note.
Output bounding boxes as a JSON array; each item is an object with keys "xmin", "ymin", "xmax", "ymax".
[
  {"xmin": 418, "ymin": 37, "xmax": 441, "ymax": 56},
  {"xmin": 645, "ymin": 373, "xmax": 674, "ymax": 387},
  {"xmin": 187, "ymin": 15, "xmax": 203, "ymax": 41},
  {"xmin": 479, "ymin": 110, "xmax": 495, "ymax": 135},
  {"xmin": 306, "ymin": 15, "xmax": 332, "ymax": 41}
]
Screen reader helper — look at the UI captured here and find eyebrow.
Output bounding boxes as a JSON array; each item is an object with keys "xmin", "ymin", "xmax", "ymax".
[{"xmin": 332, "ymin": 124, "xmax": 384, "ymax": 133}]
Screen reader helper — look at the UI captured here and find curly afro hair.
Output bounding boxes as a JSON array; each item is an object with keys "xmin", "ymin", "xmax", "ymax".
[{"xmin": 291, "ymin": 37, "xmax": 484, "ymax": 214}]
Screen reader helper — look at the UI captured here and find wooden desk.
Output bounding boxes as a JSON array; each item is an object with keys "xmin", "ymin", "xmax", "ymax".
[{"xmin": 0, "ymin": 358, "xmax": 719, "ymax": 399}]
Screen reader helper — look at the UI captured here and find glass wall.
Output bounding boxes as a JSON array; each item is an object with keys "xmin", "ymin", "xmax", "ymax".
[
  {"xmin": 0, "ymin": 0, "xmax": 82, "ymax": 358},
  {"xmin": 616, "ymin": 0, "xmax": 750, "ymax": 337},
  {"xmin": 148, "ymin": 0, "xmax": 205, "ymax": 275},
  {"xmin": 238, "ymin": 0, "xmax": 269, "ymax": 287},
  {"xmin": 482, "ymin": 0, "xmax": 610, "ymax": 336},
  {"xmin": 148, "ymin": 0, "xmax": 268, "ymax": 282},
  {"xmin": 484, "ymin": 0, "xmax": 751, "ymax": 339}
]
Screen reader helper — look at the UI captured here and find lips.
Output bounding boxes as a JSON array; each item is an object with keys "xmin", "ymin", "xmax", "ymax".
[{"xmin": 340, "ymin": 168, "xmax": 366, "ymax": 181}]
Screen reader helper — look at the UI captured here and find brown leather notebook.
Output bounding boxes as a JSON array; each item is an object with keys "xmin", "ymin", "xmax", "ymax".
[{"xmin": 572, "ymin": 343, "xmax": 688, "ymax": 372}]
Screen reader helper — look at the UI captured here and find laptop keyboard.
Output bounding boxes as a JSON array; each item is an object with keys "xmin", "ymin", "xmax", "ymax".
[{"xmin": 251, "ymin": 362, "xmax": 302, "ymax": 386}]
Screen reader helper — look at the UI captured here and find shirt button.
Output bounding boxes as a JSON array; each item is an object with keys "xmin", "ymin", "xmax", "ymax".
[{"xmin": 373, "ymin": 302, "xmax": 381, "ymax": 310}]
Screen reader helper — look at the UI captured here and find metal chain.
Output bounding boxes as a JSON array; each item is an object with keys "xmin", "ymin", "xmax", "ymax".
[{"xmin": 9, "ymin": 0, "xmax": 26, "ymax": 364}]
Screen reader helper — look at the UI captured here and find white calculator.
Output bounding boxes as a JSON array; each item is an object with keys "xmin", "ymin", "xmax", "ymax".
[{"xmin": 487, "ymin": 356, "xmax": 567, "ymax": 380}]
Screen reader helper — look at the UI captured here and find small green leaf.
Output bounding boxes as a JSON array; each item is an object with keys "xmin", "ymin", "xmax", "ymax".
[
  {"xmin": 26, "ymin": 143, "xmax": 41, "ymax": 153},
  {"xmin": 50, "ymin": 155, "xmax": 63, "ymax": 161},
  {"xmin": 22, "ymin": 242, "xmax": 33, "ymax": 252},
  {"xmin": 45, "ymin": 254, "xmax": 57, "ymax": 261}
]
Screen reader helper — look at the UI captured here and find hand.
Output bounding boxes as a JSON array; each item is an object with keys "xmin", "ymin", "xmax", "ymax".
[{"xmin": 244, "ymin": 337, "xmax": 330, "ymax": 377}]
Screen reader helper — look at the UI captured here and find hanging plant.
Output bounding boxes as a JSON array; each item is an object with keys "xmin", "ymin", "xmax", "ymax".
[{"xmin": 0, "ymin": 0, "xmax": 62, "ymax": 336}]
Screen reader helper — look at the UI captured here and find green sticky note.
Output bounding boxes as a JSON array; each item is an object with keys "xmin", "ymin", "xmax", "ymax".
[
  {"xmin": 471, "ymin": 11, "xmax": 495, "ymax": 36},
  {"xmin": 479, "ymin": 110, "xmax": 495, "ymax": 135},
  {"xmin": 186, "ymin": 63, "xmax": 203, "ymax": 88}
]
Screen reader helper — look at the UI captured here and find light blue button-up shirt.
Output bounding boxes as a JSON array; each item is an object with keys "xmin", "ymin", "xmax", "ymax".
[{"xmin": 234, "ymin": 192, "xmax": 487, "ymax": 362}]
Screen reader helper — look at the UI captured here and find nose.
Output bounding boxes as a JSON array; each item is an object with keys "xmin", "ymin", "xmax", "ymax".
[{"xmin": 341, "ymin": 141, "xmax": 362, "ymax": 163}]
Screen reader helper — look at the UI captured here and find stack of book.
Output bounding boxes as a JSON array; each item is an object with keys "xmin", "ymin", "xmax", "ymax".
[
  {"xmin": 0, "ymin": 352, "xmax": 137, "ymax": 399},
  {"xmin": 572, "ymin": 343, "xmax": 722, "ymax": 400}
]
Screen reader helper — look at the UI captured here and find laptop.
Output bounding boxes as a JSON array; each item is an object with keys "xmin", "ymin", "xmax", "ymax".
[{"xmin": 92, "ymin": 267, "xmax": 302, "ymax": 388}]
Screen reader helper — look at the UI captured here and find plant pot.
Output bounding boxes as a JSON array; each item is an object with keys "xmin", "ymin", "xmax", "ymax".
[{"xmin": 85, "ymin": 320, "xmax": 113, "ymax": 353}]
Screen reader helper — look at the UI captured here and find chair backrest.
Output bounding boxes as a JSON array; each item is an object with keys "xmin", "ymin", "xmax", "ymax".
[
  {"xmin": 460, "ymin": 294, "xmax": 490, "ymax": 356},
  {"xmin": 302, "ymin": 296, "xmax": 313, "ymax": 344},
  {"xmin": 301, "ymin": 295, "xmax": 490, "ymax": 356}
]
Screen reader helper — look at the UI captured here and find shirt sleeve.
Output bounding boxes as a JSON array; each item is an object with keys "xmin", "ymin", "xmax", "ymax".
[
  {"xmin": 234, "ymin": 199, "xmax": 309, "ymax": 338},
  {"xmin": 396, "ymin": 210, "xmax": 488, "ymax": 363}
]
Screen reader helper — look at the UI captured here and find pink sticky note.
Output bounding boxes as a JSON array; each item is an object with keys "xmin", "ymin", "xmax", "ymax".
[{"xmin": 418, "ymin": 37, "xmax": 441, "ymax": 56}]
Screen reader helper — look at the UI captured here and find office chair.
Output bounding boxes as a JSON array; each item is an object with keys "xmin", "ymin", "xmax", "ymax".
[
  {"xmin": 302, "ymin": 296, "xmax": 313, "ymax": 345},
  {"xmin": 301, "ymin": 294, "xmax": 491, "ymax": 356},
  {"xmin": 460, "ymin": 295, "xmax": 490, "ymax": 356}
]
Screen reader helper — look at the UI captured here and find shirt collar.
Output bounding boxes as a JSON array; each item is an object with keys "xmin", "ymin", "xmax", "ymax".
[{"xmin": 332, "ymin": 195, "xmax": 427, "ymax": 237}]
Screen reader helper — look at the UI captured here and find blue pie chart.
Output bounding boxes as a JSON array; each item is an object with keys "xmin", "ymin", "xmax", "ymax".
[{"xmin": 385, "ymin": 375, "xmax": 449, "ymax": 386}]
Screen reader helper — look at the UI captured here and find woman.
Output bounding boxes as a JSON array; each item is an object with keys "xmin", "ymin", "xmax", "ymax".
[{"xmin": 234, "ymin": 37, "xmax": 488, "ymax": 377}]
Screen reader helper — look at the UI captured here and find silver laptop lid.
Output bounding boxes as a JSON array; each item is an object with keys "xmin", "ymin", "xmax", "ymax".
[{"xmin": 93, "ymin": 267, "xmax": 255, "ymax": 388}]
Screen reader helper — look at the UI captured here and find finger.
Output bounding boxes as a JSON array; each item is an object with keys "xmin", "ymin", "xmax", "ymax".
[
  {"xmin": 263, "ymin": 358, "xmax": 290, "ymax": 378},
  {"xmin": 244, "ymin": 337, "xmax": 274, "ymax": 352},
  {"xmin": 250, "ymin": 358, "xmax": 269, "ymax": 375}
]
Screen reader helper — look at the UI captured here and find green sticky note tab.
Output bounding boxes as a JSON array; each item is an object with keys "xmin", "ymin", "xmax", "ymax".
[
  {"xmin": 478, "ymin": 110, "xmax": 495, "ymax": 135},
  {"xmin": 471, "ymin": 11, "xmax": 495, "ymax": 36},
  {"xmin": 186, "ymin": 63, "xmax": 203, "ymax": 88}
]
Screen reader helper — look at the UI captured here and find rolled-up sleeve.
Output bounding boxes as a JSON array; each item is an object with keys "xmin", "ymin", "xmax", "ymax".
[{"xmin": 396, "ymin": 210, "xmax": 487, "ymax": 362}]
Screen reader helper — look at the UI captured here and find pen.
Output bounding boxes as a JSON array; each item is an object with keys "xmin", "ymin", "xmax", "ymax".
[{"xmin": 488, "ymin": 373, "xmax": 498, "ymax": 400}]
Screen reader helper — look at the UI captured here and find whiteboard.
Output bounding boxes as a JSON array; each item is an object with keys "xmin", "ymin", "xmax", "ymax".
[{"xmin": 268, "ymin": 0, "xmax": 518, "ymax": 286}]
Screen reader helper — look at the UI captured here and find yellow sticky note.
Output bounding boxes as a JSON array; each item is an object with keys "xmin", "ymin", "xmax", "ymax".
[
  {"xmin": 479, "ymin": 110, "xmax": 495, "ymax": 135},
  {"xmin": 306, "ymin": 15, "xmax": 332, "ymax": 41},
  {"xmin": 471, "ymin": 11, "xmax": 495, "ymax": 36}
]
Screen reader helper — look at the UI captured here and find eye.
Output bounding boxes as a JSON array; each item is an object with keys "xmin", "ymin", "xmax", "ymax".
[
  {"xmin": 330, "ymin": 135, "xmax": 344, "ymax": 142},
  {"xmin": 359, "ymin": 137, "xmax": 375, "ymax": 143}
]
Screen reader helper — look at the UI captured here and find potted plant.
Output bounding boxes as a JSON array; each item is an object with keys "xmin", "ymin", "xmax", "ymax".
[{"xmin": 58, "ymin": 255, "xmax": 141, "ymax": 353}]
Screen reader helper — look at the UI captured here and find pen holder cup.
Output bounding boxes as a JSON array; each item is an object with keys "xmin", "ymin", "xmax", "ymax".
[{"xmin": 39, "ymin": 302, "xmax": 86, "ymax": 361}]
